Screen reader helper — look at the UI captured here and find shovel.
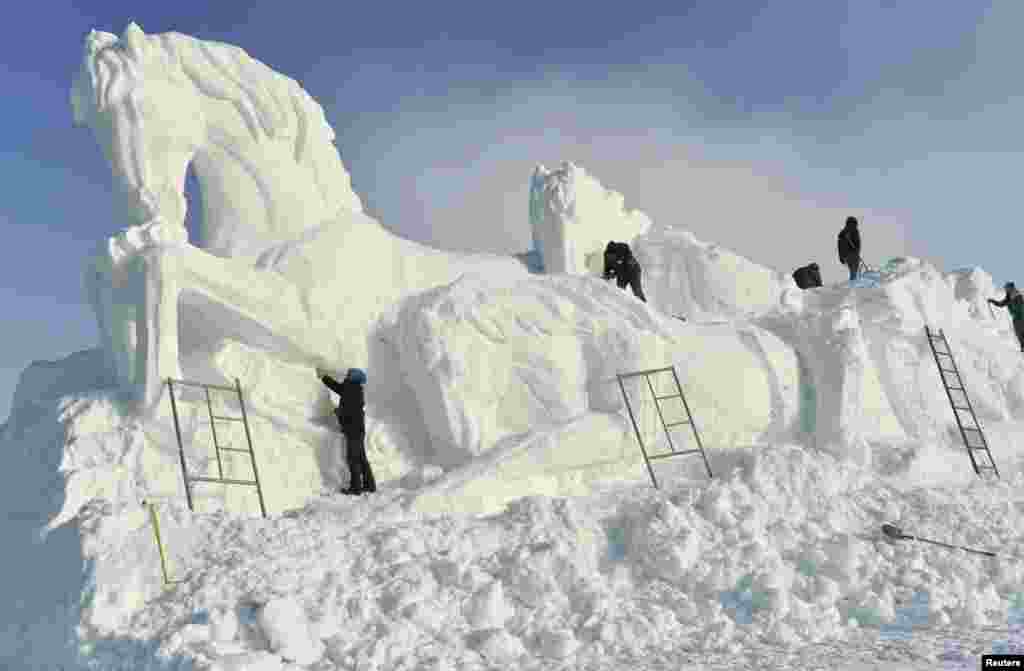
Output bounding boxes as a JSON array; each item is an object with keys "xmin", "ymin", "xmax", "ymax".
[{"xmin": 881, "ymin": 523, "xmax": 997, "ymax": 558}]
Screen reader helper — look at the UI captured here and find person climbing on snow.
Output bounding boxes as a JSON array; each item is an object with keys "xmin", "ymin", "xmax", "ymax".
[
  {"xmin": 603, "ymin": 241, "xmax": 647, "ymax": 302},
  {"xmin": 988, "ymin": 282, "xmax": 1024, "ymax": 352},
  {"xmin": 317, "ymin": 367, "xmax": 376, "ymax": 495},
  {"xmin": 838, "ymin": 216, "xmax": 862, "ymax": 281},
  {"xmin": 792, "ymin": 262, "xmax": 822, "ymax": 289}
]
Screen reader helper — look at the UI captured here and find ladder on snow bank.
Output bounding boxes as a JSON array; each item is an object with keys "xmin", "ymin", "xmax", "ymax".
[
  {"xmin": 166, "ymin": 378, "xmax": 268, "ymax": 518},
  {"xmin": 616, "ymin": 365, "xmax": 713, "ymax": 489},
  {"xmin": 924, "ymin": 327, "xmax": 1000, "ymax": 479}
]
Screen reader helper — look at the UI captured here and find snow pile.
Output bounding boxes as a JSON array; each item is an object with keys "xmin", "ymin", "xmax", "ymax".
[
  {"xmin": 948, "ymin": 265, "xmax": 1013, "ymax": 332},
  {"xmin": 9, "ymin": 444, "xmax": 1021, "ymax": 671},
  {"xmin": 529, "ymin": 161, "xmax": 652, "ymax": 274}
]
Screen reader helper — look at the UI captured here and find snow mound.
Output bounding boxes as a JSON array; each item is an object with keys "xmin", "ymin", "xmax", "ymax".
[{"xmin": 10, "ymin": 445, "xmax": 1021, "ymax": 670}]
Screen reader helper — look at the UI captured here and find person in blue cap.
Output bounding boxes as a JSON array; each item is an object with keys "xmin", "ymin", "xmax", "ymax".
[{"xmin": 318, "ymin": 367, "xmax": 376, "ymax": 495}]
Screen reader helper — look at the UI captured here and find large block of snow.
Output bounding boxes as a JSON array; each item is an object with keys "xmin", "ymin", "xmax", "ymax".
[
  {"xmin": 393, "ymin": 273, "xmax": 684, "ymax": 465},
  {"xmin": 395, "ymin": 273, "xmax": 804, "ymax": 513},
  {"xmin": 529, "ymin": 162, "xmax": 651, "ymax": 275},
  {"xmin": 634, "ymin": 224, "xmax": 793, "ymax": 320}
]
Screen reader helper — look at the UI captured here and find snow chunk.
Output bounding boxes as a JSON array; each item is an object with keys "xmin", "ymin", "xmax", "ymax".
[
  {"xmin": 257, "ymin": 597, "xmax": 324, "ymax": 666},
  {"xmin": 463, "ymin": 580, "xmax": 512, "ymax": 630},
  {"xmin": 210, "ymin": 651, "xmax": 284, "ymax": 671}
]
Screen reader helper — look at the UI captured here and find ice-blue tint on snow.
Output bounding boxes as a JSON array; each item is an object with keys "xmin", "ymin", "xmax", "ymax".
[
  {"xmin": 992, "ymin": 592, "xmax": 1024, "ymax": 656},
  {"xmin": 606, "ymin": 526, "xmax": 627, "ymax": 562},
  {"xmin": 796, "ymin": 356, "xmax": 817, "ymax": 436},
  {"xmin": 719, "ymin": 574, "xmax": 770, "ymax": 625},
  {"xmin": 880, "ymin": 590, "xmax": 929, "ymax": 641}
]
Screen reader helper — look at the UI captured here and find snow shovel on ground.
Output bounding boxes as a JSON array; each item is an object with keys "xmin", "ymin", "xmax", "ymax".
[{"xmin": 881, "ymin": 523, "xmax": 997, "ymax": 558}]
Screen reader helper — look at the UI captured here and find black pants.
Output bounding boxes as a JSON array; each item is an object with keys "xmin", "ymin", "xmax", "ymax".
[
  {"xmin": 845, "ymin": 256, "xmax": 860, "ymax": 281},
  {"xmin": 344, "ymin": 432, "xmax": 376, "ymax": 493},
  {"xmin": 1014, "ymin": 319, "xmax": 1024, "ymax": 352},
  {"xmin": 616, "ymin": 270, "xmax": 647, "ymax": 302}
]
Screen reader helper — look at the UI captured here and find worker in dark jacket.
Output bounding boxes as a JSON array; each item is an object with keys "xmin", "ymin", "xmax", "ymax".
[
  {"xmin": 838, "ymin": 216, "xmax": 861, "ymax": 281},
  {"xmin": 603, "ymin": 241, "xmax": 647, "ymax": 302},
  {"xmin": 792, "ymin": 263, "xmax": 822, "ymax": 289},
  {"xmin": 318, "ymin": 368, "xmax": 376, "ymax": 495},
  {"xmin": 989, "ymin": 282, "xmax": 1024, "ymax": 352}
]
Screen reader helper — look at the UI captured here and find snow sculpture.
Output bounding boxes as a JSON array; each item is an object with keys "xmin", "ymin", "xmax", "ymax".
[
  {"xmin": 529, "ymin": 162, "xmax": 790, "ymax": 320},
  {"xmin": 633, "ymin": 224, "xmax": 793, "ymax": 320},
  {"xmin": 71, "ymin": 23, "xmax": 526, "ymax": 408},
  {"xmin": 529, "ymin": 162, "xmax": 652, "ymax": 275}
]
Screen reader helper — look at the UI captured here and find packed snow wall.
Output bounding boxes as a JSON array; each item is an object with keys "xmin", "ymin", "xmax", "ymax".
[{"xmin": 633, "ymin": 224, "xmax": 795, "ymax": 321}]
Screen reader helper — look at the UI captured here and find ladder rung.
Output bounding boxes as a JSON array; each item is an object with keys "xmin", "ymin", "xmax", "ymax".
[
  {"xmin": 938, "ymin": 368, "xmax": 958, "ymax": 375},
  {"xmin": 946, "ymin": 386, "xmax": 964, "ymax": 392},
  {"xmin": 216, "ymin": 447, "xmax": 251, "ymax": 454},
  {"xmin": 211, "ymin": 415, "xmax": 244, "ymax": 422},
  {"xmin": 648, "ymin": 449, "xmax": 703, "ymax": 461},
  {"xmin": 952, "ymin": 406, "xmax": 972, "ymax": 412},
  {"xmin": 962, "ymin": 426, "xmax": 982, "ymax": 432},
  {"xmin": 654, "ymin": 394, "xmax": 681, "ymax": 402},
  {"xmin": 664, "ymin": 420, "xmax": 692, "ymax": 429},
  {"xmin": 967, "ymin": 445, "xmax": 990, "ymax": 450},
  {"xmin": 934, "ymin": 350, "xmax": 952, "ymax": 357},
  {"xmin": 189, "ymin": 476, "xmax": 259, "ymax": 487}
]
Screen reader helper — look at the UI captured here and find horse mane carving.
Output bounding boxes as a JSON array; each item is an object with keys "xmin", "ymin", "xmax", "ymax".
[{"xmin": 71, "ymin": 22, "xmax": 362, "ymax": 252}]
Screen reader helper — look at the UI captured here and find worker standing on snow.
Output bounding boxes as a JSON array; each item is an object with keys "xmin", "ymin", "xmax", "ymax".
[
  {"xmin": 838, "ymin": 216, "xmax": 862, "ymax": 281},
  {"xmin": 988, "ymin": 282, "xmax": 1024, "ymax": 352},
  {"xmin": 318, "ymin": 368, "xmax": 376, "ymax": 495},
  {"xmin": 603, "ymin": 241, "xmax": 647, "ymax": 302}
]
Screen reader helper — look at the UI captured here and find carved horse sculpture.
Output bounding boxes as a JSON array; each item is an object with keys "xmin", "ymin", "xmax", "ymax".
[{"xmin": 72, "ymin": 23, "xmax": 526, "ymax": 408}]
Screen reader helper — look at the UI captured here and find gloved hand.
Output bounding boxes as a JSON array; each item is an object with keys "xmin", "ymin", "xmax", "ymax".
[{"xmin": 988, "ymin": 299, "xmax": 997, "ymax": 306}]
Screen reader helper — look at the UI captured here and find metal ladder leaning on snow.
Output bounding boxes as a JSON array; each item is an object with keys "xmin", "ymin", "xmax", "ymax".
[
  {"xmin": 923, "ymin": 326, "xmax": 1000, "ymax": 479},
  {"xmin": 616, "ymin": 365, "xmax": 713, "ymax": 489},
  {"xmin": 166, "ymin": 378, "xmax": 269, "ymax": 518}
]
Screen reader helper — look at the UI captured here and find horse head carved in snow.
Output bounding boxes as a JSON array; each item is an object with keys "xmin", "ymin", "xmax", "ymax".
[
  {"xmin": 71, "ymin": 23, "xmax": 525, "ymax": 409},
  {"xmin": 71, "ymin": 22, "xmax": 363, "ymax": 261}
]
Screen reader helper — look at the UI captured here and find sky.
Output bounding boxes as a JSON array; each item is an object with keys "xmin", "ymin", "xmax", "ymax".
[{"xmin": 2, "ymin": 0, "xmax": 1023, "ymax": 422}]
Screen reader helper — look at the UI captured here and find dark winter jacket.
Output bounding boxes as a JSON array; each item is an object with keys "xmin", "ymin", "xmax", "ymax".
[
  {"xmin": 603, "ymin": 242, "xmax": 641, "ymax": 283},
  {"xmin": 321, "ymin": 374, "xmax": 365, "ymax": 436},
  {"xmin": 837, "ymin": 224, "xmax": 861, "ymax": 263},
  {"xmin": 602, "ymin": 241, "xmax": 646, "ymax": 302},
  {"xmin": 792, "ymin": 263, "xmax": 822, "ymax": 290},
  {"xmin": 991, "ymin": 289, "xmax": 1024, "ymax": 322}
]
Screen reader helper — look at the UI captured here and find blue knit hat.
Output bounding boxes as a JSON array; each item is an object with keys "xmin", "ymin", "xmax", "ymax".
[{"xmin": 345, "ymin": 368, "xmax": 367, "ymax": 384}]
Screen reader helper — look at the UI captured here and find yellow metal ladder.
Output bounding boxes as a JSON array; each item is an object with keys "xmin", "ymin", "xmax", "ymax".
[{"xmin": 616, "ymin": 365, "xmax": 713, "ymax": 488}]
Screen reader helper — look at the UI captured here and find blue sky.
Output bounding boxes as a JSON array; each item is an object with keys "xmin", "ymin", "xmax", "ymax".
[{"xmin": 2, "ymin": 1, "xmax": 1022, "ymax": 421}]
